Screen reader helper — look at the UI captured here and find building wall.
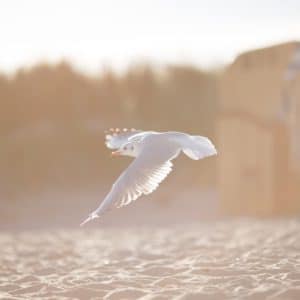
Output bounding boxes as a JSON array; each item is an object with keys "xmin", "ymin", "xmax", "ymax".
[
  {"xmin": 218, "ymin": 41, "xmax": 300, "ymax": 216},
  {"xmin": 287, "ymin": 73, "xmax": 300, "ymax": 213},
  {"xmin": 220, "ymin": 42, "xmax": 298, "ymax": 120},
  {"xmin": 218, "ymin": 115, "xmax": 278, "ymax": 215}
]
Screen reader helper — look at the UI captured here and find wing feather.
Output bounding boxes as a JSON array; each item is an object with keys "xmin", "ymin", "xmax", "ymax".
[
  {"xmin": 80, "ymin": 133, "xmax": 180, "ymax": 226},
  {"xmin": 115, "ymin": 160, "xmax": 173, "ymax": 207}
]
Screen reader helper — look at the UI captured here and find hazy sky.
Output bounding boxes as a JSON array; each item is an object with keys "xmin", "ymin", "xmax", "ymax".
[{"xmin": 1, "ymin": 0, "xmax": 299, "ymax": 74}]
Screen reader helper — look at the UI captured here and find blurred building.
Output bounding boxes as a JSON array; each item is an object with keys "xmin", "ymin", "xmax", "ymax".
[{"xmin": 218, "ymin": 41, "xmax": 300, "ymax": 216}]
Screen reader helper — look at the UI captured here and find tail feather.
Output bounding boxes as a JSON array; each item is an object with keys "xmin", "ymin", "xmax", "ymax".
[{"xmin": 182, "ymin": 135, "xmax": 217, "ymax": 160}]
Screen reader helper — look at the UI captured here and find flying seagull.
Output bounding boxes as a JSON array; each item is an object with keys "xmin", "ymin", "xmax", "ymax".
[{"xmin": 80, "ymin": 128, "xmax": 217, "ymax": 226}]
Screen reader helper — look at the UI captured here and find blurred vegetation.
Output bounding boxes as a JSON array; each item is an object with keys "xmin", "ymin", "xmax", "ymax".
[{"xmin": 0, "ymin": 62, "xmax": 220, "ymax": 201}]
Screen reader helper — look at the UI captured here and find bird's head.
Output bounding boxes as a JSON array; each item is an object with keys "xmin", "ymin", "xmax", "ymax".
[{"xmin": 111, "ymin": 141, "xmax": 140, "ymax": 157}]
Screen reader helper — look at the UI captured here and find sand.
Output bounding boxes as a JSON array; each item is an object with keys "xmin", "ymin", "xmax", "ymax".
[{"xmin": 0, "ymin": 219, "xmax": 300, "ymax": 300}]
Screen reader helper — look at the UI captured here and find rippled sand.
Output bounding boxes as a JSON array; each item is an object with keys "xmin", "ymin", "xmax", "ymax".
[{"xmin": 1, "ymin": 219, "xmax": 300, "ymax": 300}]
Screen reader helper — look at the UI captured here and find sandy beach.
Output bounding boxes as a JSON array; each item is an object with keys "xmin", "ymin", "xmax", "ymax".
[{"xmin": 0, "ymin": 219, "xmax": 300, "ymax": 300}]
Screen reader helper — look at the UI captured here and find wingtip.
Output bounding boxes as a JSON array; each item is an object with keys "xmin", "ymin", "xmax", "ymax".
[
  {"xmin": 212, "ymin": 147, "xmax": 218, "ymax": 156},
  {"xmin": 80, "ymin": 213, "xmax": 99, "ymax": 227}
]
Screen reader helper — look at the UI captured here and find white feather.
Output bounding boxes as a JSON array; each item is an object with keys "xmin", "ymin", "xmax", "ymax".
[{"xmin": 80, "ymin": 131, "xmax": 217, "ymax": 226}]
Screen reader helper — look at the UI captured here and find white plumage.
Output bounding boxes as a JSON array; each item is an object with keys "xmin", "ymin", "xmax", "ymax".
[{"xmin": 80, "ymin": 129, "xmax": 217, "ymax": 226}]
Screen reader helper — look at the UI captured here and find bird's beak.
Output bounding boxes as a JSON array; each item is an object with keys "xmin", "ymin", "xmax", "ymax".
[{"xmin": 111, "ymin": 150, "xmax": 122, "ymax": 156}]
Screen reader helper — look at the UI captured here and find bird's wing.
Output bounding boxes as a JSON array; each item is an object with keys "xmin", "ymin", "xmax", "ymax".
[
  {"xmin": 105, "ymin": 140, "xmax": 179, "ymax": 209},
  {"xmin": 114, "ymin": 159, "xmax": 173, "ymax": 208},
  {"xmin": 80, "ymin": 139, "xmax": 179, "ymax": 225},
  {"xmin": 104, "ymin": 128, "xmax": 143, "ymax": 149}
]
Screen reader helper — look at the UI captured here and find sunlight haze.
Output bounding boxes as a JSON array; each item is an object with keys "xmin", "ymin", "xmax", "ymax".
[{"xmin": 1, "ymin": 0, "xmax": 300, "ymax": 74}]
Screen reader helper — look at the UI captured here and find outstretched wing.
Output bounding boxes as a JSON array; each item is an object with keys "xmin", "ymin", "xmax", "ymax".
[
  {"xmin": 114, "ymin": 159, "xmax": 173, "ymax": 208},
  {"xmin": 105, "ymin": 128, "xmax": 143, "ymax": 149},
  {"xmin": 80, "ymin": 138, "xmax": 180, "ymax": 226}
]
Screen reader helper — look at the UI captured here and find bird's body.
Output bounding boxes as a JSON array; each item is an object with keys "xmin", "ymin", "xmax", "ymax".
[{"xmin": 80, "ymin": 129, "xmax": 217, "ymax": 226}]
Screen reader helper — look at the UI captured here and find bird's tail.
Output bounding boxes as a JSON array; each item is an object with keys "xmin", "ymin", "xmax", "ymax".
[{"xmin": 182, "ymin": 135, "xmax": 217, "ymax": 160}]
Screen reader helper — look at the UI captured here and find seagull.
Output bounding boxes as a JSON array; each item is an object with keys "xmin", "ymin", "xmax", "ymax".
[{"xmin": 80, "ymin": 128, "xmax": 217, "ymax": 226}]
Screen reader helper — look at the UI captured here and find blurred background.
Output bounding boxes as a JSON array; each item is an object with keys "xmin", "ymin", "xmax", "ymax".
[{"xmin": 1, "ymin": 0, "xmax": 300, "ymax": 230}]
